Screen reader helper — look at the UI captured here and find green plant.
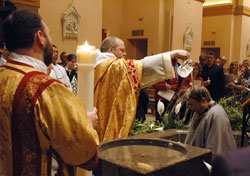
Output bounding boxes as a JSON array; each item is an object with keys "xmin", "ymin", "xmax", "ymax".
[
  {"xmin": 162, "ymin": 113, "xmax": 190, "ymax": 130},
  {"xmin": 218, "ymin": 96, "xmax": 243, "ymax": 131},
  {"xmin": 131, "ymin": 113, "xmax": 189, "ymax": 136},
  {"xmin": 131, "ymin": 95, "xmax": 245, "ymax": 136},
  {"xmin": 131, "ymin": 119, "xmax": 164, "ymax": 136}
]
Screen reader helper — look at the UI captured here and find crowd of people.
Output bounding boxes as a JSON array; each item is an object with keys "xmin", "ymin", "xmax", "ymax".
[
  {"xmin": 152, "ymin": 51, "xmax": 250, "ymax": 122},
  {"xmin": 1, "ymin": 8, "xmax": 250, "ymax": 176}
]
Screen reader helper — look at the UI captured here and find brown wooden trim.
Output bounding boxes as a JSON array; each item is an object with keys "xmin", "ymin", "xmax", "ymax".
[
  {"xmin": 11, "ymin": 0, "xmax": 40, "ymax": 8},
  {"xmin": 203, "ymin": 4, "xmax": 234, "ymax": 17},
  {"xmin": 195, "ymin": 0, "xmax": 205, "ymax": 3},
  {"xmin": 235, "ymin": 5, "xmax": 250, "ymax": 17}
]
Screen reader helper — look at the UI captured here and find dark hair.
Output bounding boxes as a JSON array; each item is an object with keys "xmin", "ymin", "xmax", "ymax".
[
  {"xmin": 199, "ymin": 55, "xmax": 205, "ymax": 61},
  {"xmin": 192, "ymin": 62, "xmax": 202, "ymax": 77},
  {"xmin": 60, "ymin": 51, "xmax": 67, "ymax": 59},
  {"xmin": 207, "ymin": 51, "xmax": 216, "ymax": 57},
  {"xmin": 187, "ymin": 86, "xmax": 212, "ymax": 102},
  {"xmin": 67, "ymin": 54, "xmax": 76, "ymax": 61},
  {"xmin": 3, "ymin": 10, "xmax": 44, "ymax": 52}
]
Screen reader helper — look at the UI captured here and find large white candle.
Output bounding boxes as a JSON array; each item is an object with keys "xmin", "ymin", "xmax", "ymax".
[
  {"xmin": 76, "ymin": 41, "xmax": 96, "ymax": 176},
  {"xmin": 77, "ymin": 41, "xmax": 96, "ymax": 111}
]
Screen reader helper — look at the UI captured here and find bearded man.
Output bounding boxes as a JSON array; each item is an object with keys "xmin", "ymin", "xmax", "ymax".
[{"xmin": 0, "ymin": 10, "xmax": 99, "ymax": 176}]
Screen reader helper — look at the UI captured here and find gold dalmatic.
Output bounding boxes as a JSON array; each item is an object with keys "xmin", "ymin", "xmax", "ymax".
[
  {"xmin": 94, "ymin": 58, "xmax": 143, "ymax": 142},
  {"xmin": 0, "ymin": 61, "xmax": 75, "ymax": 176}
]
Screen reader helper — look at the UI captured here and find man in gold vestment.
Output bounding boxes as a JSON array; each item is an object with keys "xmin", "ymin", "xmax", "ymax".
[
  {"xmin": 0, "ymin": 10, "xmax": 99, "ymax": 176},
  {"xmin": 95, "ymin": 37, "xmax": 190, "ymax": 142}
]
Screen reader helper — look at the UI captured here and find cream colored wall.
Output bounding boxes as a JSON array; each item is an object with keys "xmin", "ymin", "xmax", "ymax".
[
  {"xmin": 121, "ymin": 0, "xmax": 161, "ymax": 56},
  {"xmin": 241, "ymin": 0, "xmax": 250, "ymax": 7},
  {"xmin": 103, "ymin": 0, "xmax": 175, "ymax": 57},
  {"xmin": 39, "ymin": 0, "xmax": 102, "ymax": 57},
  {"xmin": 202, "ymin": 13, "xmax": 250, "ymax": 66},
  {"xmin": 202, "ymin": 15, "xmax": 233, "ymax": 62},
  {"xmin": 234, "ymin": 15, "xmax": 250, "ymax": 63},
  {"xmin": 102, "ymin": 0, "xmax": 203, "ymax": 59},
  {"xmin": 160, "ymin": 0, "xmax": 174, "ymax": 52},
  {"xmin": 102, "ymin": 0, "xmax": 123, "ymax": 38},
  {"xmin": 172, "ymin": 0, "xmax": 203, "ymax": 61},
  {"xmin": 232, "ymin": 15, "xmax": 243, "ymax": 63}
]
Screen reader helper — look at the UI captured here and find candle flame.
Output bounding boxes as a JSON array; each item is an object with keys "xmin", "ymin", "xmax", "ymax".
[
  {"xmin": 84, "ymin": 41, "xmax": 89, "ymax": 46},
  {"xmin": 77, "ymin": 40, "xmax": 96, "ymax": 51}
]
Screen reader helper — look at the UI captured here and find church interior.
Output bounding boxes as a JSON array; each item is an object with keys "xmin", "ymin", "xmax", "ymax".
[
  {"xmin": 1, "ymin": 0, "xmax": 250, "ymax": 176},
  {"xmin": 9, "ymin": 0, "xmax": 250, "ymax": 66}
]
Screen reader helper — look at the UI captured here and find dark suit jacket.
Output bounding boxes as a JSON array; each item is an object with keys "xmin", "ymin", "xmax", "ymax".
[
  {"xmin": 201, "ymin": 64, "xmax": 225, "ymax": 102},
  {"xmin": 211, "ymin": 146, "xmax": 250, "ymax": 176}
]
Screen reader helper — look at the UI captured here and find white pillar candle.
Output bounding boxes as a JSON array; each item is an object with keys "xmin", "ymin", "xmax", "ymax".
[
  {"xmin": 77, "ymin": 41, "xmax": 96, "ymax": 111},
  {"xmin": 76, "ymin": 41, "xmax": 96, "ymax": 176}
]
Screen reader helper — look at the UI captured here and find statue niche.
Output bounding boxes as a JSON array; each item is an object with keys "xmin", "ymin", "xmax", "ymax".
[{"xmin": 63, "ymin": 4, "xmax": 81, "ymax": 40}]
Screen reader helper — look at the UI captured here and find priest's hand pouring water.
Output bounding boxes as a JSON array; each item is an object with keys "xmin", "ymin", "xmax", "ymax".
[{"xmin": 170, "ymin": 50, "xmax": 190, "ymax": 62}]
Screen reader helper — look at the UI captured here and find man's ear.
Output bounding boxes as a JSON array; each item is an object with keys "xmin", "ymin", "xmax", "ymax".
[
  {"xmin": 35, "ymin": 30, "xmax": 46, "ymax": 48},
  {"xmin": 108, "ymin": 47, "xmax": 114, "ymax": 53},
  {"xmin": 201, "ymin": 97, "xmax": 207, "ymax": 104}
]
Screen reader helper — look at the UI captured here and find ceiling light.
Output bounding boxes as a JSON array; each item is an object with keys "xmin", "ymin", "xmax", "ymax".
[{"xmin": 203, "ymin": 1, "xmax": 232, "ymax": 7}]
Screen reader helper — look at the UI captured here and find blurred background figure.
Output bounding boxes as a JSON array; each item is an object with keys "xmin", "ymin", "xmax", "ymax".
[
  {"xmin": 201, "ymin": 51, "xmax": 225, "ymax": 102},
  {"xmin": 242, "ymin": 59, "xmax": 250, "ymax": 80},
  {"xmin": 59, "ymin": 51, "xmax": 69, "ymax": 67},
  {"xmin": 65, "ymin": 54, "xmax": 78, "ymax": 95},
  {"xmin": 49, "ymin": 45, "xmax": 72, "ymax": 90},
  {"xmin": 220, "ymin": 56, "xmax": 228, "ymax": 73},
  {"xmin": 199, "ymin": 55, "xmax": 207, "ymax": 68},
  {"xmin": 215, "ymin": 58, "xmax": 221, "ymax": 66}
]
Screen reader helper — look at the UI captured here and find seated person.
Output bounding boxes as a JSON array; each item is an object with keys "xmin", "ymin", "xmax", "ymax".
[
  {"xmin": 153, "ymin": 75, "xmax": 179, "ymax": 122},
  {"xmin": 184, "ymin": 86, "xmax": 237, "ymax": 155}
]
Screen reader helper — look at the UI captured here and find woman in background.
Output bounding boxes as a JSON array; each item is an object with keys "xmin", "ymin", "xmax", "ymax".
[
  {"xmin": 179, "ymin": 62, "xmax": 204, "ymax": 90},
  {"xmin": 225, "ymin": 61, "xmax": 249, "ymax": 103}
]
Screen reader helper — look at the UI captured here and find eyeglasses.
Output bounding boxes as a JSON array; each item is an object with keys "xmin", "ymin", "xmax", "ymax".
[
  {"xmin": 114, "ymin": 47, "xmax": 126, "ymax": 54},
  {"xmin": 207, "ymin": 56, "xmax": 214, "ymax": 59},
  {"xmin": 230, "ymin": 65, "xmax": 238, "ymax": 67}
]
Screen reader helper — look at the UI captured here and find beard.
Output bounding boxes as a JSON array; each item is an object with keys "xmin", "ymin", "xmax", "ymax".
[{"xmin": 43, "ymin": 38, "xmax": 53, "ymax": 66}]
